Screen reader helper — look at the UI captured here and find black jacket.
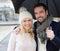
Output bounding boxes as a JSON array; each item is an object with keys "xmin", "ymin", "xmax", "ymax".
[
  {"xmin": 46, "ymin": 21, "xmax": 60, "ymax": 51},
  {"xmin": 34, "ymin": 21, "xmax": 60, "ymax": 51}
]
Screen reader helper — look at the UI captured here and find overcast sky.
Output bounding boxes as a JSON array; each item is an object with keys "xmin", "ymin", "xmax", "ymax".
[{"xmin": 0, "ymin": 0, "xmax": 14, "ymax": 10}]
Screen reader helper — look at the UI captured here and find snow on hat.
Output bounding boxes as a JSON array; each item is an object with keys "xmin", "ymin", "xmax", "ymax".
[{"xmin": 19, "ymin": 7, "xmax": 33, "ymax": 24}]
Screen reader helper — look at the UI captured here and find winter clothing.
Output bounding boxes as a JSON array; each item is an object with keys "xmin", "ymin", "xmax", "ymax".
[
  {"xmin": 7, "ymin": 32, "xmax": 36, "ymax": 51},
  {"xmin": 19, "ymin": 7, "xmax": 33, "ymax": 24},
  {"xmin": 36, "ymin": 17, "xmax": 52, "ymax": 43},
  {"xmin": 46, "ymin": 21, "xmax": 60, "ymax": 51},
  {"xmin": 34, "ymin": 17, "xmax": 60, "ymax": 51}
]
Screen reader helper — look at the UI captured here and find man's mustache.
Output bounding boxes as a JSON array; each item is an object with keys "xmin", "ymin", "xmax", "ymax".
[{"xmin": 38, "ymin": 16, "xmax": 43, "ymax": 19}]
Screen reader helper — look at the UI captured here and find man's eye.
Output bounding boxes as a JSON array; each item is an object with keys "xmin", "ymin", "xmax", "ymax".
[
  {"xmin": 35, "ymin": 13, "xmax": 38, "ymax": 15},
  {"xmin": 40, "ymin": 11, "xmax": 44, "ymax": 13}
]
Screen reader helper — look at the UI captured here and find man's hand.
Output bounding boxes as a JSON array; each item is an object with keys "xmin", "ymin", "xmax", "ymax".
[
  {"xmin": 14, "ymin": 27, "xmax": 20, "ymax": 34},
  {"xmin": 46, "ymin": 30, "xmax": 55, "ymax": 40}
]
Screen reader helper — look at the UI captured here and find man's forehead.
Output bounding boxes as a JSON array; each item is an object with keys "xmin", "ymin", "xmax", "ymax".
[{"xmin": 34, "ymin": 6, "xmax": 45, "ymax": 11}]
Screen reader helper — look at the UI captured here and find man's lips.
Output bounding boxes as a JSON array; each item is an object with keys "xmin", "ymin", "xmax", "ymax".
[{"xmin": 38, "ymin": 17, "xmax": 43, "ymax": 19}]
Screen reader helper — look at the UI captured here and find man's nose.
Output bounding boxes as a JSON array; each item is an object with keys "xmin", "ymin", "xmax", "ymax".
[{"xmin": 37, "ymin": 13, "xmax": 41, "ymax": 17}]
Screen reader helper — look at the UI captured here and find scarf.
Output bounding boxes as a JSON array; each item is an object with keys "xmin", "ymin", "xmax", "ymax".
[{"xmin": 36, "ymin": 16, "xmax": 52, "ymax": 44}]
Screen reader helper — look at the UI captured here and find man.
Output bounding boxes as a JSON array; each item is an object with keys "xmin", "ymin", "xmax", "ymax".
[{"xmin": 33, "ymin": 3, "xmax": 60, "ymax": 51}]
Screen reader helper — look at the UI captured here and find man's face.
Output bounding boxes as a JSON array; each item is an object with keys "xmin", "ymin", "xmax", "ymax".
[{"xmin": 34, "ymin": 6, "xmax": 48, "ymax": 23}]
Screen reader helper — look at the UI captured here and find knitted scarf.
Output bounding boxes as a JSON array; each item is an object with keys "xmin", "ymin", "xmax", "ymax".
[{"xmin": 36, "ymin": 16, "xmax": 52, "ymax": 44}]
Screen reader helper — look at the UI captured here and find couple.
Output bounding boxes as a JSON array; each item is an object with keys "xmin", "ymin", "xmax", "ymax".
[{"xmin": 7, "ymin": 3, "xmax": 60, "ymax": 51}]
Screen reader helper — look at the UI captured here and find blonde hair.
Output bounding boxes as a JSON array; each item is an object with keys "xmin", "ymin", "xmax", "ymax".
[{"xmin": 20, "ymin": 22, "xmax": 34, "ymax": 40}]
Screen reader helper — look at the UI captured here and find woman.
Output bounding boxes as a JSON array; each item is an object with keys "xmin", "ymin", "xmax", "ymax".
[{"xmin": 7, "ymin": 7, "xmax": 36, "ymax": 51}]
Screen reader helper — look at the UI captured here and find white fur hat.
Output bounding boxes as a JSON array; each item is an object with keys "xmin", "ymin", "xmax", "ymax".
[{"xmin": 19, "ymin": 7, "xmax": 33, "ymax": 24}]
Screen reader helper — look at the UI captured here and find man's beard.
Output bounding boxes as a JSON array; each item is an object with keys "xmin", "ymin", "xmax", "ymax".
[{"xmin": 38, "ymin": 17, "xmax": 48, "ymax": 25}]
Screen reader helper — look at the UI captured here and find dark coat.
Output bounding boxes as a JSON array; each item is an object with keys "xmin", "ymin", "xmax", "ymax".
[
  {"xmin": 46, "ymin": 21, "xmax": 60, "ymax": 51},
  {"xmin": 34, "ymin": 22, "xmax": 38, "ymax": 51},
  {"xmin": 34, "ymin": 21, "xmax": 60, "ymax": 51}
]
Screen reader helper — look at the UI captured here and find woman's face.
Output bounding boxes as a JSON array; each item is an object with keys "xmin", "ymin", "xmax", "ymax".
[{"xmin": 22, "ymin": 18, "xmax": 33, "ymax": 31}]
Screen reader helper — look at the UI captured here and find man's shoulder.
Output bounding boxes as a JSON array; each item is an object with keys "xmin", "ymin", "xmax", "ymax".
[
  {"xmin": 50, "ymin": 21, "xmax": 58, "ymax": 26},
  {"xmin": 50, "ymin": 21, "xmax": 60, "ymax": 30},
  {"xmin": 34, "ymin": 21, "xmax": 37, "ymax": 26},
  {"xmin": 33, "ymin": 21, "xmax": 37, "ymax": 29},
  {"xmin": 34, "ymin": 21, "xmax": 37, "ymax": 25},
  {"xmin": 51, "ymin": 21, "xmax": 60, "ymax": 26}
]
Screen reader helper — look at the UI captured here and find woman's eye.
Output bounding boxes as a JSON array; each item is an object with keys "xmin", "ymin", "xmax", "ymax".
[
  {"xmin": 24, "ymin": 20, "xmax": 26, "ymax": 22},
  {"xmin": 28, "ymin": 20, "xmax": 30, "ymax": 21}
]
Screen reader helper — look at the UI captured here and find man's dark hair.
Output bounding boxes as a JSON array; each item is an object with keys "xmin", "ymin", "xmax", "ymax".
[{"xmin": 33, "ymin": 3, "xmax": 48, "ymax": 11}]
